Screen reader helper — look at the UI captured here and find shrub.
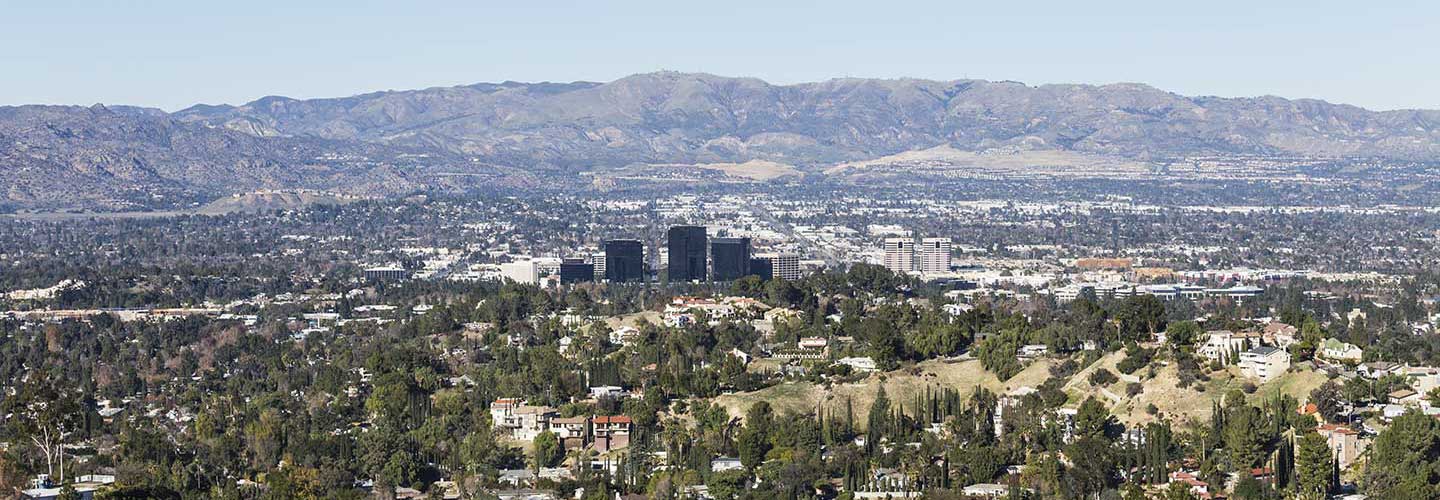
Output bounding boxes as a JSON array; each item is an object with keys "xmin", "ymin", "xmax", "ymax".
[
  {"xmin": 1126, "ymin": 383, "xmax": 1143, "ymax": 397},
  {"xmin": 1089, "ymin": 368, "xmax": 1119, "ymax": 386},
  {"xmin": 1116, "ymin": 346, "xmax": 1154, "ymax": 375},
  {"xmin": 1049, "ymin": 359, "xmax": 1080, "ymax": 378}
]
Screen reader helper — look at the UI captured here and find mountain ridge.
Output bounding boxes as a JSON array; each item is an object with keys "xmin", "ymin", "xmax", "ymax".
[{"xmin": 4, "ymin": 72, "xmax": 1440, "ymax": 211}]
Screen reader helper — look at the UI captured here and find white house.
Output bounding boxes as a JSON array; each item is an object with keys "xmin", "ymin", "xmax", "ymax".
[
  {"xmin": 1200, "ymin": 330, "xmax": 1253, "ymax": 362},
  {"xmin": 1239, "ymin": 346, "xmax": 1290, "ymax": 382},
  {"xmin": 837, "ymin": 357, "xmax": 878, "ymax": 372},
  {"xmin": 609, "ymin": 326, "xmax": 641, "ymax": 346},
  {"xmin": 1320, "ymin": 338, "xmax": 1363, "ymax": 362},
  {"xmin": 489, "ymin": 398, "xmax": 556, "ymax": 441}
]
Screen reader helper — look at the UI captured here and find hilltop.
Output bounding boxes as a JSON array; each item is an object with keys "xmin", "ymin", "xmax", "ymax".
[{"xmin": 5, "ymin": 72, "xmax": 1440, "ymax": 210}]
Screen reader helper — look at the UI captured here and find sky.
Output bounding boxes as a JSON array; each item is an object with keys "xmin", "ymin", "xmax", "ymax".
[{"xmin": 3, "ymin": 1, "xmax": 1436, "ymax": 111}]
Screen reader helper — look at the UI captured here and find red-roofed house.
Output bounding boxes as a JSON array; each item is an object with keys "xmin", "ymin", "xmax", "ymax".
[{"xmin": 1316, "ymin": 424, "xmax": 1367, "ymax": 469}]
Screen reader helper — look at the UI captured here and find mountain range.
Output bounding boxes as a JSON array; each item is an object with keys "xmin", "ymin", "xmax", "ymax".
[{"xmin": 4, "ymin": 71, "xmax": 1440, "ymax": 211}]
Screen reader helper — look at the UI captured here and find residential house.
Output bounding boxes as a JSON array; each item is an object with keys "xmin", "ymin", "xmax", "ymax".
[
  {"xmin": 798, "ymin": 336, "xmax": 830, "ymax": 351},
  {"xmin": 1200, "ymin": 330, "xmax": 1252, "ymax": 362},
  {"xmin": 549, "ymin": 416, "xmax": 589, "ymax": 448},
  {"xmin": 1239, "ymin": 346, "xmax": 1291, "ymax": 382},
  {"xmin": 960, "ymin": 483, "xmax": 1011, "ymax": 498},
  {"xmin": 994, "ymin": 386, "xmax": 1038, "ymax": 437},
  {"xmin": 609, "ymin": 326, "xmax": 641, "ymax": 346},
  {"xmin": 591, "ymin": 415, "xmax": 632, "ymax": 452},
  {"xmin": 1018, "ymin": 344, "xmax": 1049, "ymax": 358},
  {"xmin": 1389, "ymin": 389, "xmax": 1422, "ymax": 407},
  {"xmin": 838, "ymin": 357, "xmax": 877, "ymax": 372},
  {"xmin": 1316, "ymin": 424, "xmax": 1367, "ymax": 469},
  {"xmin": 1359, "ymin": 361, "xmax": 1402, "ymax": 380},
  {"xmin": 1168, "ymin": 471, "xmax": 1211, "ymax": 499},
  {"xmin": 490, "ymin": 399, "xmax": 556, "ymax": 441},
  {"xmin": 1403, "ymin": 366, "xmax": 1440, "ymax": 395},
  {"xmin": 589, "ymin": 386, "xmax": 626, "ymax": 400},
  {"xmin": 1319, "ymin": 338, "xmax": 1363, "ymax": 363},
  {"xmin": 1262, "ymin": 322, "xmax": 1299, "ymax": 349},
  {"xmin": 710, "ymin": 457, "xmax": 743, "ymax": 472},
  {"xmin": 663, "ymin": 312, "xmax": 696, "ymax": 328}
]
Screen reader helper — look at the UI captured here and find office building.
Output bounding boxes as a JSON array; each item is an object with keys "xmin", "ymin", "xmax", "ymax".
[
  {"xmin": 750, "ymin": 257, "xmax": 773, "ymax": 281},
  {"xmin": 917, "ymin": 237, "xmax": 952, "ymax": 274},
  {"xmin": 603, "ymin": 240, "xmax": 645, "ymax": 283},
  {"xmin": 559, "ymin": 258, "xmax": 594, "ymax": 284},
  {"xmin": 534, "ymin": 257, "xmax": 563, "ymax": 277},
  {"xmin": 363, "ymin": 266, "xmax": 409, "ymax": 281},
  {"xmin": 710, "ymin": 237, "xmax": 752, "ymax": 281},
  {"xmin": 883, "ymin": 237, "xmax": 915, "ymax": 274},
  {"xmin": 499, "ymin": 260, "xmax": 539, "ymax": 285},
  {"xmin": 590, "ymin": 252, "xmax": 606, "ymax": 280},
  {"xmin": 755, "ymin": 253, "xmax": 801, "ymax": 281},
  {"xmin": 667, "ymin": 226, "xmax": 707, "ymax": 282}
]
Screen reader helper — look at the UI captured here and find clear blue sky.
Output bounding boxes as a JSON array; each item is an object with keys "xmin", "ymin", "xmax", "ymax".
[{"xmin": 4, "ymin": 1, "xmax": 1435, "ymax": 111}]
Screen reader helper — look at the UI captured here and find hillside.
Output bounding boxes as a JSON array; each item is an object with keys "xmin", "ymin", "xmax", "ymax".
[
  {"xmin": 716, "ymin": 355, "xmax": 1330, "ymax": 429},
  {"xmin": 175, "ymin": 72, "xmax": 1440, "ymax": 164},
  {"xmin": 0, "ymin": 105, "xmax": 512, "ymax": 211},
  {"xmin": 6, "ymin": 72, "xmax": 1440, "ymax": 210}
]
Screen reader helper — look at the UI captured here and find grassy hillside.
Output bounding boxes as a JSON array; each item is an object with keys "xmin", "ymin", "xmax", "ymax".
[{"xmin": 715, "ymin": 353, "xmax": 1330, "ymax": 429}]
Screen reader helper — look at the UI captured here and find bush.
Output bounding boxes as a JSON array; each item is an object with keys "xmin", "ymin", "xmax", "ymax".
[
  {"xmin": 1116, "ymin": 346, "xmax": 1154, "ymax": 375},
  {"xmin": 1126, "ymin": 383, "xmax": 1143, "ymax": 397},
  {"xmin": 1241, "ymin": 381, "xmax": 1257, "ymax": 394},
  {"xmin": 1049, "ymin": 359, "xmax": 1080, "ymax": 378},
  {"xmin": 1146, "ymin": 403, "xmax": 1159, "ymax": 415},
  {"xmin": 1089, "ymin": 368, "xmax": 1119, "ymax": 386}
]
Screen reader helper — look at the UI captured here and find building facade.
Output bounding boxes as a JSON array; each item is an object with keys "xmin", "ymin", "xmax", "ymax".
[
  {"xmin": 883, "ymin": 237, "xmax": 915, "ymax": 274},
  {"xmin": 917, "ymin": 237, "xmax": 952, "ymax": 274},
  {"xmin": 710, "ymin": 237, "xmax": 752, "ymax": 281},
  {"xmin": 559, "ymin": 258, "xmax": 594, "ymax": 284},
  {"xmin": 755, "ymin": 253, "xmax": 801, "ymax": 281},
  {"xmin": 603, "ymin": 240, "xmax": 645, "ymax": 283},
  {"xmin": 667, "ymin": 226, "xmax": 708, "ymax": 282},
  {"xmin": 499, "ymin": 260, "xmax": 538, "ymax": 285}
]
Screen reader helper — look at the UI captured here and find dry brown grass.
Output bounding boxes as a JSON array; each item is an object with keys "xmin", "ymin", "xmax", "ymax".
[
  {"xmin": 715, "ymin": 352, "xmax": 1329, "ymax": 429},
  {"xmin": 714, "ymin": 357, "xmax": 1055, "ymax": 426}
]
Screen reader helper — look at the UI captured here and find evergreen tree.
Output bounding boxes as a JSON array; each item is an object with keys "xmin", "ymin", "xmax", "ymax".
[{"xmin": 1294, "ymin": 430, "xmax": 1332, "ymax": 499}]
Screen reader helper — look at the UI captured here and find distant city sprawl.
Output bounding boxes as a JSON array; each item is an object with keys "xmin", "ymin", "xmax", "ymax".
[{"xmin": 4, "ymin": 184, "xmax": 1440, "ymax": 499}]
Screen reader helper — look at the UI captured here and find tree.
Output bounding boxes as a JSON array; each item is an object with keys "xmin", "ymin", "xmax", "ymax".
[
  {"xmin": 1165, "ymin": 321, "xmax": 1202, "ymax": 350},
  {"xmin": 1066, "ymin": 437, "xmax": 1117, "ymax": 496},
  {"xmin": 1309, "ymin": 381, "xmax": 1344, "ymax": 424},
  {"xmin": 1363, "ymin": 411, "xmax": 1440, "ymax": 499},
  {"xmin": 1163, "ymin": 480, "xmax": 1196, "ymax": 500},
  {"xmin": 737, "ymin": 427, "xmax": 770, "ymax": 471},
  {"xmin": 533, "ymin": 431, "xmax": 562, "ymax": 469},
  {"xmin": 706, "ymin": 468, "xmax": 747, "ymax": 500},
  {"xmin": 1224, "ymin": 406, "xmax": 1265, "ymax": 469},
  {"xmin": 1073, "ymin": 398, "xmax": 1113, "ymax": 442},
  {"xmin": 1294, "ymin": 431, "xmax": 1333, "ymax": 499},
  {"xmin": 1116, "ymin": 295, "xmax": 1167, "ymax": 341},
  {"xmin": 1232, "ymin": 473, "xmax": 1262, "ymax": 499}
]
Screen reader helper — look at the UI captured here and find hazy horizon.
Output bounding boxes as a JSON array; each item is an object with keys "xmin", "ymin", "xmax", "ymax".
[{"xmin": 5, "ymin": 1, "xmax": 1437, "ymax": 112}]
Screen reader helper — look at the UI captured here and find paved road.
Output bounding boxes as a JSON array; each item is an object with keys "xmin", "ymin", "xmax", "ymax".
[{"xmin": 744, "ymin": 200, "xmax": 846, "ymax": 267}]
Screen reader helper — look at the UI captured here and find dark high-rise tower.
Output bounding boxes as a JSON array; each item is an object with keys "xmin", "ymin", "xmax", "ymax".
[
  {"xmin": 710, "ymin": 237, "xmax": 752, "ymax": 281},
  {"xmin": 603, "ymin": 240, "xmax": 645, "ymax": 283},
  {"xmin": 749, "ymin": 258, "xmax": 773, "ymax": 281},
  {"xmin": 667, "ymin": 226, "xmax": 707, "ymax": 282},
  {"xmin": 559, "ymin": 258, "xmax": 595, "ymax": 284}
]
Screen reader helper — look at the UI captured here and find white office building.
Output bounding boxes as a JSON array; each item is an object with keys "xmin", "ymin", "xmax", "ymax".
[
  {"xmin": 499, "ymin": 260, "xmax": 539, "ymax": 285},
  {"xmin": 883, "ymin": 237, "xmax": 915, "ymax": 274},
  {"xmin": 917, "ymin": 237, "xmax": 952, "ymax": 274},
  {"xmin": 757, "ymin": 253, "xmax": 802, "ymax": 281}
]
